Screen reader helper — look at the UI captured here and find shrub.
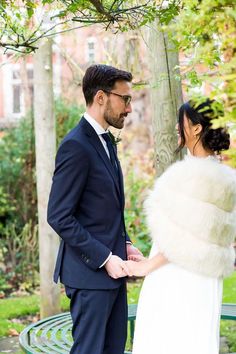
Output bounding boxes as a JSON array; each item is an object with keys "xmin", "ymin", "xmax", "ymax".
[{"xmin": 0, "ymin": 98, "xmax": 84, "ymax": 294}]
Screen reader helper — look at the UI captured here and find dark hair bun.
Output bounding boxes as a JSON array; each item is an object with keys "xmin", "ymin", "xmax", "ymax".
[
  {"xmin": 176, "ymin": 98, "xmax": 231, "ymax": 154},
  {"xmin": 203, "ymin": 127, "xmax": 230, "ymax": 153}
]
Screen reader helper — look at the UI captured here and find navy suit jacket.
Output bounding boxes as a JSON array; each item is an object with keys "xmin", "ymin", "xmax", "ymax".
[{"xmin": 47, "ymin": 117, "xmax": 130, "ymax": 289}]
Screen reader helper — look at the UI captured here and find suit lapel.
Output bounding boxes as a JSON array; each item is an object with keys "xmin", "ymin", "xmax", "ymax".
[
  {"xmin": 80, "ymin": 117, "xmax": 121, "ymax": 199},
  {"xmin": 116, "ymin": 159, "xmax": 125, "ymax": 208}
]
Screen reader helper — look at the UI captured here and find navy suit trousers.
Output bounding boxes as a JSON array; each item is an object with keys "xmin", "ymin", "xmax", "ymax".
[{"xmin": 65, "ymin": 282, "xmax": 127, "ymax": 354}]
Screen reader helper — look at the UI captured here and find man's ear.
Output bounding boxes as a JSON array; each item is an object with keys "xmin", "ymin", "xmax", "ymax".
[{"xmin": 95, "ymin": 90, "xmax": 106, "ymax": 105}]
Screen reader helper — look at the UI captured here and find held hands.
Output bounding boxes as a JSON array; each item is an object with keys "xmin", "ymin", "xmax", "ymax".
[
  {"xmin": 104, "ymin": 249, "xmax": 168, "ymax": 279},
  {"xmin": 104, "ymin": 245, "xmax": 143, "ymax": 279},
  {"xmin": 125, "ymin": 259, "xmax": 150, "ymax": 277},
  {"xmin": 125, "ymin": 253, "xmax": 169, "ymax": 277},
  {"xmin": 105, "ymin": 255, "xmax": 132, "ymax": 279},
  {"xmin": 126, "ymin": 245, "xmax": 149, "ymax": 277},
  {"xmin": 124, "ymin": 244, "xmax": 148, "ymax": 277}
]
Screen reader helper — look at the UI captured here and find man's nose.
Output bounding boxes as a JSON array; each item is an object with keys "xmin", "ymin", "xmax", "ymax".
[{"xmin": 125, "ymin": 103, "xmax": 132, "ymax": 113}]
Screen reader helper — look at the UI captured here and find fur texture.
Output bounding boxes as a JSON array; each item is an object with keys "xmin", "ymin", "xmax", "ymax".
[{"xmin": 145, "ymin": 155, "xmax": 236, "ymax": 278}]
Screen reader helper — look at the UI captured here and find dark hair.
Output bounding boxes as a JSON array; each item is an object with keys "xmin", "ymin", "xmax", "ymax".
[
  {"xmin": 82, "ymin": 64, "xmax": 132, "ymax": 106},
  {"xmin": 176, "ymin": 99, "xmax": 230, "ymax": 154}
]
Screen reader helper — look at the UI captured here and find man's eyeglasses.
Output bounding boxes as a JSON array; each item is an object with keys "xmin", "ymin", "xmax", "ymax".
[{"xmin": 103, "ymin": 90, "xmax": 132, "ymax": 107}]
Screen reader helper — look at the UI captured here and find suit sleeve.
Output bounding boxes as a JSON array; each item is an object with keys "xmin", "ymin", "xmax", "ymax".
[
  {"xmin": 125, "ymin": 232, "xmax": 131, "ymax": 243},
  {"xmin": 47, "ymin": 139, "xmax": 111, "ymax": 270}
]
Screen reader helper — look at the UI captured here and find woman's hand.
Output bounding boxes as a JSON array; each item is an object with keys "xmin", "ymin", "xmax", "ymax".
[
  {"xmin": 125, "ymin": 253, "xmax": 169, "ymax": 277},
  {"xmin": 125, "ymin": 259, "xmax": 150, "ymax": 277},
  {"xmin": 128, "ymin": 254, "xmax": 146, "ymax": 262}
]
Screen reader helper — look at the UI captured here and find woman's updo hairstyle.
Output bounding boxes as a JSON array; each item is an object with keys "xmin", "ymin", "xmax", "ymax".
[{"xmin": 176, "ymin": 98, "xmax": 230, "ymax": 154}]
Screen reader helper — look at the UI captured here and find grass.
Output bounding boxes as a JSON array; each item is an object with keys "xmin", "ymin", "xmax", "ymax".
[
  {"xmin": 0, "ymin": 272, "xmax": 235, "ymax": 351},
  {"xmin": 0, "ymin": 293, "xmax": 70, "ymax": 338},
  {"xmin": 223, "ymin": 271, "xmax": 236, "ymax": 303},
  {"xmin": 221, "ymin": 271, "xmax": 236, "ymax": 352},
  {"xmin": 0, "ymin": 295, "xmax": 39, "ymax": 338},
  {"xmin": 127, "ymin": 279, "xmax": 143, "ymax": 304}
]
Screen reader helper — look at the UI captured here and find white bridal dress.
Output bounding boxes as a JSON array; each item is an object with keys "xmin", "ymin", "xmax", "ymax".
[{"xmin": 132, "ymin": 243, "xmax": 223, "ymax": 354}]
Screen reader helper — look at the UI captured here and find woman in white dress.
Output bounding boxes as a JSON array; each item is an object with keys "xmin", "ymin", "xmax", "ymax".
[{"xmin": 126, "ymin": 99, "xmax": 236, "ymax": 354}]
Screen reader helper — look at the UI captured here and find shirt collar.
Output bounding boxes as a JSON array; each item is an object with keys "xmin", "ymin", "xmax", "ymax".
[{"xmin": 84, "ymin": 112, "xmax": 107, "ymax": 136}]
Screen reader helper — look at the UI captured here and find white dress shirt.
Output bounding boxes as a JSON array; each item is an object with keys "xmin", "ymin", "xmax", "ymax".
[{"xmin": 84, "ymin": 112, "xmax": 111, "ymax": 158}]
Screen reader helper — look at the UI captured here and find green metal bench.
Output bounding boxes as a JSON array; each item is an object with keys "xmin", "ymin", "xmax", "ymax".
[
  {"xmin": 19, "ymin": 303, "xmax": 137, "ymax": 354},
  {"xmin": 19, "ymin": 303, "xmax": 236, "ymax": 353}
]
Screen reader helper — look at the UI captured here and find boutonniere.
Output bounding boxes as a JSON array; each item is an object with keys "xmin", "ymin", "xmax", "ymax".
[{"xmin": 108, "ymin": 130, "xmax": 122, "ymax": 145}]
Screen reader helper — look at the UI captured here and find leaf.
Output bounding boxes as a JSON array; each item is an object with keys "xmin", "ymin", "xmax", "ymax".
[
  {"xmin": 15, "ymin": 13, "xmax": 21, "ymax": 20},
  {"xmin": 27, "ymin": 6, "xmax": 34, "ymax": 19},
  {"xmin": 8, "ymin": 328, "xmax": 19, "ymax": 336}
]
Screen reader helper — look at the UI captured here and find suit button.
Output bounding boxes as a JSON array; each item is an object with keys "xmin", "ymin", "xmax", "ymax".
[
  {"xmin": 122, "ymin": 231, "xmax": 126, "ymax": 237},
  {"xmin": 86, "ymin": 259, "xmax": 89, "ymax": 263}
]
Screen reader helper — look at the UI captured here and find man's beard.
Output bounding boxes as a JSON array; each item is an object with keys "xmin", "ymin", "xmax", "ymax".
[{"xmin": 104, "ymin": 100, "xmax": 127, "ymax": 129}]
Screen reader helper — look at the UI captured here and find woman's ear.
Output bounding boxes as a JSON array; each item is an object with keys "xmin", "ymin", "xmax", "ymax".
[{"xmin": 194, "ymin": 124, "xmax": 202, "ymax": 136}]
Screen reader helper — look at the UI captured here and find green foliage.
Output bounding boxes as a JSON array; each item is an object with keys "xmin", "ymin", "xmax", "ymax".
[
  {"xmin": 221, "ymin": 321, "xmax": 236, "ymax": 352},
  {"xmin": 0, "ymin": 187, "xmax": 15, "ymax": 234},
  {"xmin": 169, "ymin": 0, "xmax": 236, "ymax": 126},
  {"xmin": 0, "ymin": 116, "xmax": 36, "ymax": 231},
  {"xmin": 0, "ymin": 99, "xmax": 84, "ymax": 294},
  {"xmin": 127, "ymin": 279, "xmax": 143, "ymax": 304},
  {"xmin": 0, "ymin": 187, "xmax": 11, "ymax": 216},
  {"xmin": 221, "ymin": 272, "xmax": 236, "ymax": 351},
  {"xmin": 0, "ymin": 222, "xmax": 39, "ymax": 295},
  {"xmin": 124, "ymin": 169, "xmax": 153, "ymax": 256},
  {"xmin": 225, "ymin": 144, "xmax": 236, "ymax": 168},
  {"xmin": 158, "ymin": 2, "xmax": 180, "ymax": 25},
  {"xmin": 0, "ymin": 116, "xmax": 38, "ymax": 292},
  {"xmin": 55, "ymin": 98, "xmax": 84, "ymax": 146}
]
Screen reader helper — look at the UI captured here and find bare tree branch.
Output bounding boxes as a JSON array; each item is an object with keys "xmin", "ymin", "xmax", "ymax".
[{"xmin": 0, "ymin": 0, "xmax": 161, "ymax": 53}]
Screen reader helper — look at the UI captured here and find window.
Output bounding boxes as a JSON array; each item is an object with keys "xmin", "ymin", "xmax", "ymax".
[
  {"xmin": 10, "ymin": 65, "xmax": 33, "ymax": 117},
  {"xmin": 11, "ymin": 68, "xmax": 21, "ymax": 115},
  {"xmin": 87, "ymin": 37, "xmax": 96, "ymax": 63},
  {"xmin": 2, "ymin": 57, "xmax": 60, "ymax": 121},
  {"xmin": 13, "ymin": 85, "xmax": 21, "ymax": 113},
  {"xmin": 103, "ymin": 37, "xmax": 112, "ymax": 63}
]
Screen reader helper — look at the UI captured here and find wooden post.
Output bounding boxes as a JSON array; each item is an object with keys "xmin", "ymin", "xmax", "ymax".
[
  {"xmin": 147, "ymin": 20, "xmax": 184, "ymax": 177},
  {"xmin": 34, "ymin": 38, "xmax": 60, "ymax": 318}
]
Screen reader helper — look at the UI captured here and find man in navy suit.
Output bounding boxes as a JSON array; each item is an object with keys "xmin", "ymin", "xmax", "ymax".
[{"xmin": 47, "ymin": 64, "xmax": 142, "ymax": 354}]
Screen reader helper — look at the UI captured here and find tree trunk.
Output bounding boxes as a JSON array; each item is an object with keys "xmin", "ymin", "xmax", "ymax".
[
  {"xmin": 147, "ymin": 21, "xmax": 184, "ymax": 177},
  {"xmin": 34, "ymin": 39, "xmax": 60, "ymax": 318}
]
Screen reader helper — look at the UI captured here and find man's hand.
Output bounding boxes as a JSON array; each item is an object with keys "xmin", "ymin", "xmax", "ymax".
[
  {"xmin": 104, "ymin": 255, "xmax": 132, "ymax": 279},
  {"xmin": 126, "ymin": 244, "xmax": 143, "ymax": 259}
]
